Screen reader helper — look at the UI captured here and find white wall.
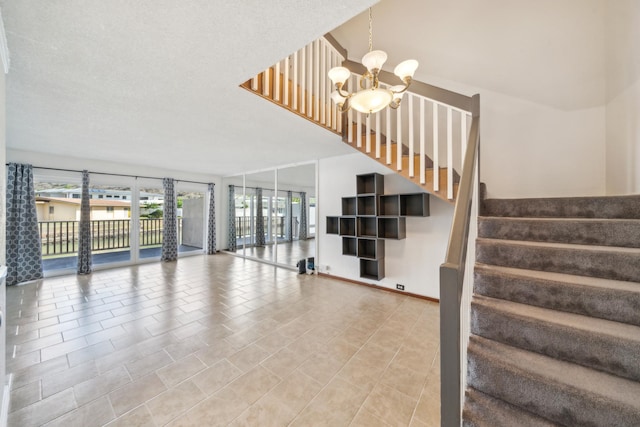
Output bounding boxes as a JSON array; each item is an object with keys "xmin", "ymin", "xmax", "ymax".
[
  {"xmin": 605, "ymin": 0, "xmax": 640, "ymax": 195},
  {"xmin": 318, "ymin": 153, "xmax": 453, "ymax": 299},
  {"xmin": 332, "ymin": 0, "xmax": 608, "ymax": 198}
]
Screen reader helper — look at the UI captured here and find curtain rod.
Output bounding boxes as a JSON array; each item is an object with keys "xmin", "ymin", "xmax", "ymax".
[{"xmin": 7, "ymin": 164, "xmax": 213, "ymax": 186}]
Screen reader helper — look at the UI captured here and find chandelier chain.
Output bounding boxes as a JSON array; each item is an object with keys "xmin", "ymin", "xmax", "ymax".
[{"xmin": 368, "ymin": 7, "xmax": 373, "ymax": 52}]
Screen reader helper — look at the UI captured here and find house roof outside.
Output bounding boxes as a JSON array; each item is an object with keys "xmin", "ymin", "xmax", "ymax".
[{"xmin": 36, "ymin": 197, "xmax": 131, "ymax": 208}]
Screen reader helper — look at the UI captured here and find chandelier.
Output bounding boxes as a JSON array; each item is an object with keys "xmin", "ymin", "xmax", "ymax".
[{"xmin": 328, "ymin": 7, "xmax": 418, "ymax": 115}]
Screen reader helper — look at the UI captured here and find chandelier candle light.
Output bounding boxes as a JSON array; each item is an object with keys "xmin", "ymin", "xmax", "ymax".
[{"xmin": 329, "ymin": 7, "xmax": 419, "ymax": 115}]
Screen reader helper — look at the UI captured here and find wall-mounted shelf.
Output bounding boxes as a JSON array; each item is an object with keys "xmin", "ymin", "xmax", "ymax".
[
  {"xmin": 339, "ymin": 217, "xmax": 356, "ymax": 236},
  {"xmin": 342, "ymin": 237, "xmax": 357, "ymax": 256},
  {"xmin": 326, "ymin": 172, "xmax": 429, "ymax": 281}
]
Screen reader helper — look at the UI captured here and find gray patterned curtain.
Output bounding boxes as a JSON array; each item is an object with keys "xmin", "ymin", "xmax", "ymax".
[
  {"xmin": 285, "ymin": 190, "xmax": 293, "ymax": 242},
  {"xmin": 227, "ymin": 185, "xmax": 236, "ymax": 251},
  {"xmin": 255, "ymin": 188, "xmax": 265, "ymax": 247},
  {"xmin": 161, "ymin": 178, "xmax": 178, "ymax": 261},
  {"xmin": 206, "ymin": 183, "xmax": 216, "ymax": 255},
  {"xmin": 77, "ymin": 170, "xmax": 92, "ymax": 274},
  {"xmin": 299, "ymin": 191, "xmax": 307, "ymax": 240},
  {"xmin": 6, "ymin": 163, "xmax": 43, "ymax": 285}
]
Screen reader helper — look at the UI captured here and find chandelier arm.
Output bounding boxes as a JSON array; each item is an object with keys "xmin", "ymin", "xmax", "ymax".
[{"xmin": 336, "ymin": 85, "xmax": 351, "ymax": 98}]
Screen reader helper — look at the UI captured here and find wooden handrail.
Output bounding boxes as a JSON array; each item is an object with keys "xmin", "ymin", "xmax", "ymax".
[{"xmin": 439, "ymin": 93, "xmax": 480, "ymax": 427}]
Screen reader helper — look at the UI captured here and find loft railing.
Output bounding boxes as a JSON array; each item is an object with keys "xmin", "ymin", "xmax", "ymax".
[
  {"xmin": 242, "ymin": 35, "xmax": 472, "ymax": 202},
  {"xmin": 38, "ymin": 218, "xmax": 183, "ymax": 257},
  {"xmin": 439, "ymin": 94, "xmax": 480, "ymax": 427}
]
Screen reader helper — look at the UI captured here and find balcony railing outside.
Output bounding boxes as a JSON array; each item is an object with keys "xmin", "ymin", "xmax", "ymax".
[
  {"xmin": 38, "ymin": 218, "xmax": 183, "ymax": 257},
  {"xmin": 235, "ymin": 216, "xmax": 296, "ymax": 243}
]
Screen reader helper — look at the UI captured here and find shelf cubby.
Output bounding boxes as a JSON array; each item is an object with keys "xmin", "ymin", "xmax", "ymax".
[
  {"xmin": 378, "ymin": 217, "xmax": 407, "ymax": 240},
  {"xmin": 379, "ymin": 194, "xmax": 400, "ymax": 216},
  {"xmin": 357, "ymin": 238, "xmax": 385, "ymax": 260},
  {"xmin": 400, "ymin": 193, "xmax": 430, "ymax": 217},
  {"xmin": 357, "ymin": 217, "xmax": 377, "ymax": 238},
  {"xmin": 360, "ymin": 258, "xmax": 385, "ymax": 281},
  {"xmin": 342, "ymin": 197, "xmax": 356, "ymax": 216},
  {"xmin": 342, "ymin": 237, "xmax": 357, "ymax": 256},
  {"xmin": 357, "ymin": 195, "xmax": 377, "ymax": 216},
  {"xmin": 339, "ymin": 217, "xmax": 356, "ymax": 236},
  {"xmin": 356, "ymin": 173, "xmax": 384, "ymax": 195},
  {"xmin": 326, "ymin": 216, "xmax": 339, "ymax": 235}
]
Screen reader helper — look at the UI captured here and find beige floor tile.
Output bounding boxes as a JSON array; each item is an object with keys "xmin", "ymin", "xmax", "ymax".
[
  {"xmin": 227, "ymin": 343, "xmax": 271, "ymax": 372},
  {"xmin": 43, "ymin": 395, "xmax": 115, "ymax": 427},
  {"xmin": 73, "ymin": 365, "xmax": 131, "ymax": 406},
  {"xmin": 108, "ymin": 373, "xmax": 167, "ymax": 416},
  {"xmin": 350, "ymin": 408, "xmax": 393, "ymax": 427},
  {"xmin": 8, "ymin": 388, "xmax": 77, "ymax": 427},
  {"xmin": 380, "ymin": 362, "xmax": 429, "ymax": 401},
  {"xmin": 194, "ymin": 340, "xmax": 236, "ymax": 366},
  {"xmin": 146, "ymin": 380, "xmax": 206, "ymax": 426},
  {"xmin": 191, "ymin": 358, "xmax": 243, "ymax": 395},
  {"xmin": 9, "ymin": 380, "xmax": 40, "ymax": 413},
  {"xmin": 267, "ymin": 370, "xmax": 323, "ymax": 414},
  {"xmin": 413, "ymin": 382, "xmax": 440, "ymax": 425},
  {"xmin": 260, "ymin": 347, "xmax": 307, "ymax": 378},
  {"xmin": 291, "ymin": 377, "xmax": 368, "ymax": 427},
  {"xmin": 254, "ymin": 331, "xmax": 291, "ymax": 353},
  {"xmin": 156, "ymin": 354, "xmax": 207, "ymax": 387},
  {"xmin": 393, "ymin": 345, "xmax": 437, "ymax": 375},
  {"xmin": 172, "ymin": 387, "xmax": 249, "ymax": 427},
  {"xmin": 297, "ymin": 352, "xmax": 345, "ymax": 385},
  {"xmin": 124, "ymin": 349, "xmax": 173, "ymax": 380},
  {"xmin": 337, "ymin": 356, "xmax": 386, "ymax": 392},
  {"xmin": 226, "ymin": 365, "xmax": 282, "ymax": 405},
  {"xmin": 41, "ymin": 361, "xmax": 98, "ymax": 398},
  {"xmin": 105, "ymin": 404, "xmax": 155, "ymax": 427},
  {"xmin": 228, "ymin": 394, "xmax": 297, "ymax": 427},
  {"xmin": 363, "ymin": 383, "xmax": 418, "ymax": 427}
]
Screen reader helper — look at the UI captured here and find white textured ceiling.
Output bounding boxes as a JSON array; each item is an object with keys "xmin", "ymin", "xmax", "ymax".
[{"xmin": 1, "ymin": 0, "xmax": 375, "ymax": 176}]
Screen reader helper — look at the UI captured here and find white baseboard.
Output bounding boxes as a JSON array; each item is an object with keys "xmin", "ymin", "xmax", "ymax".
[{"xmin": 0, "ymin": 374, "xmax": 12, "ymax": 427}]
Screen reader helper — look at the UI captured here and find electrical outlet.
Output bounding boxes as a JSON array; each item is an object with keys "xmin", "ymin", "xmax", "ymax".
[{"xmin": 396, "ymin": 284, "xmax": 404, "ymax": 291}]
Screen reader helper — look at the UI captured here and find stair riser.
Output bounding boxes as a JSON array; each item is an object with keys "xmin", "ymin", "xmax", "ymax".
[
  {"xmin": 471, "ymin": 302, "xmax": 640, "ymax": 382},
  {"xmin": 463, "ymin": 389, "xmax": 559, "ymax": 427},
  {"xmin": 482, "ymin": 195, "xmax": 640, "ymax": 219},
  {"xmin": 467, "ymin": 346, "xmax": 640, "ymax": 427},
  {"xmin": 476, "ymin": 241, "xmax": 640, "ymax": 282},
  {"xmin": 474, "ymin": 269, "xmax": 640, "ymax": 326},
  {"xmin": 478, "ymin": 218, "xmax": 640, "ymax": 248}
]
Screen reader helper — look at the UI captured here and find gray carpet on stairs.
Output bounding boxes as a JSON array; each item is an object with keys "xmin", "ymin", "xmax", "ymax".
[{"xmin": 464, "ymin": 193, "xmax": 640, "ymax": 426}]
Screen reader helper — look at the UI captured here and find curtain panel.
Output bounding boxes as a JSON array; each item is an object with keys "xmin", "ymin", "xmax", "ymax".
[
  {"xmin": 207, "ymin": 183, "xmax": 216, "ymax": 255},
  {"xmin": 299, "ymin": 192, "xmax": 307, "ymax": 240},
  {"xmin": 161, "ymin": 178, "xmax": 178, "ymax": 261},
  {"xmin": 6, "ymin": 163, "xmax": 43, "ymax": 285},
  {"xmin": 227, "ymin": 185, "xmax": 236, "ymax": 251},
  {"xmin": 77, "ymin": 170, "xmax": 92, "ymax": 274},
  {"xmin": 255, "ymin": 188, "xmax": 265, "ymax": 247},
  {"xmin": 285, "ymin": 190, "xmax": 293, "ymax": 242}
]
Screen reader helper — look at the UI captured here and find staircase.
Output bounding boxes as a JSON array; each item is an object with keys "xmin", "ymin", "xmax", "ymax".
[
  {"xmin": 240, "ymin": 36, "xmax": 472, "ymax": 205},
  {"xmin": 463, "ymin": 194, "xmax": 640, "ymax": 426}
]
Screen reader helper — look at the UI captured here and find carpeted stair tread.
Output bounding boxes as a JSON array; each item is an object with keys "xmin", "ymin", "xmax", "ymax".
[
  {"xmin": 471, "ymin": 295, "xmax": 640, "ymax": 381},
  {"xmin": 482, "ymin": 194, "xmax": 640, "ymax": 218},
  {"xmin": 476, "ymin": 238, "xmax": 640, "ymax": 282},
  {"xmin": 463, "ymin": 388, "xmax": 560, "ymax": 427},
  {"xmin": 474, "ymin": 263, "xmax": 640, "ymax": 326},
  {"xmin": 467, "ymin": 335, "xmax": 640, "ymax": 426},
  {"xmin": 478, "ymin": 216, "xmax": 640, "ymax": 248}
]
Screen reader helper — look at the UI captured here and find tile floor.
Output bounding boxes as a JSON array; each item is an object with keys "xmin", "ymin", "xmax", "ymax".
[{"xmin": 6, "ymin": 254, "xmax": 440, "ymax": 426}]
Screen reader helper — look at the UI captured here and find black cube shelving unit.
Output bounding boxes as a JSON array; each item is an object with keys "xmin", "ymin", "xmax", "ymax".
[{"xmin": 326, "ymin": 172, "xmax": 430, "ymax": 281}]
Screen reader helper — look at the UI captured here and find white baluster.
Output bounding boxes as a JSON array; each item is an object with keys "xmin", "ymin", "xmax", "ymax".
[
  {"xmin": 409, "ymin": 94, "xmax": 414, "ymax": 177},
  {"xmin": 386, "ymin": 107, "xmax": 391, "ymax": 164},
  {"xmin": 300, "ymin": 47, "xmax": 305, "ymax": 114},
  {"xmin": 396, "ymin": 104, "xmax": 402, "ymax": 171},
  {"xmin": 263, "ymin": 67, "xmax": 270, "ymax": 97},
  {"xmin": 357, "ymin": 111, "xmax": 362, "ymax": 148},
  {"xmin": 375, "ymin": 111, "xmax": 381, "ymax": 159},
  {"xmin": 321, "ymin": 41, "xmax": 326, "ymax": 125},
  {"xmin": 284, "ymin": 56, "xmax": 289, "ymax": 106},
  {"xmin": 461, "ymin": 112, "xmax": 468, "ymax": 155},
  {"xmin": 293, "ymin": 50, "xmax": 298, "ymax": 111},
  {"xmin": 307, "ymin": 43, "xmax": 313, "ymax": 118},
  {"xmin": 314, "ymin": 40, "xmax": 320, "ymax": 121},
  {"xmin": 274, "ymin": 61, "xmax": 280, "ymax": 102},
  {"xmin": 447, "ymin": 107, "xmax": 453, "ymax": 200},
  {"xmin": 366, "ymin": 114, "xmax": 371, "ymax": 153},
  {"xmin": 433, "ymin": 104, "xmax": 439, "ymax": 192},
  {"xmin": 251, "ymin": 76, "xmax": 258, "ymax": 91},
  {"xmin": 420, "ymin": 97, "xmax": 425, "ymax": 184},
  {"xmin": 348, "ymin": 107, "xmax": 353, "ymax": 143}
]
